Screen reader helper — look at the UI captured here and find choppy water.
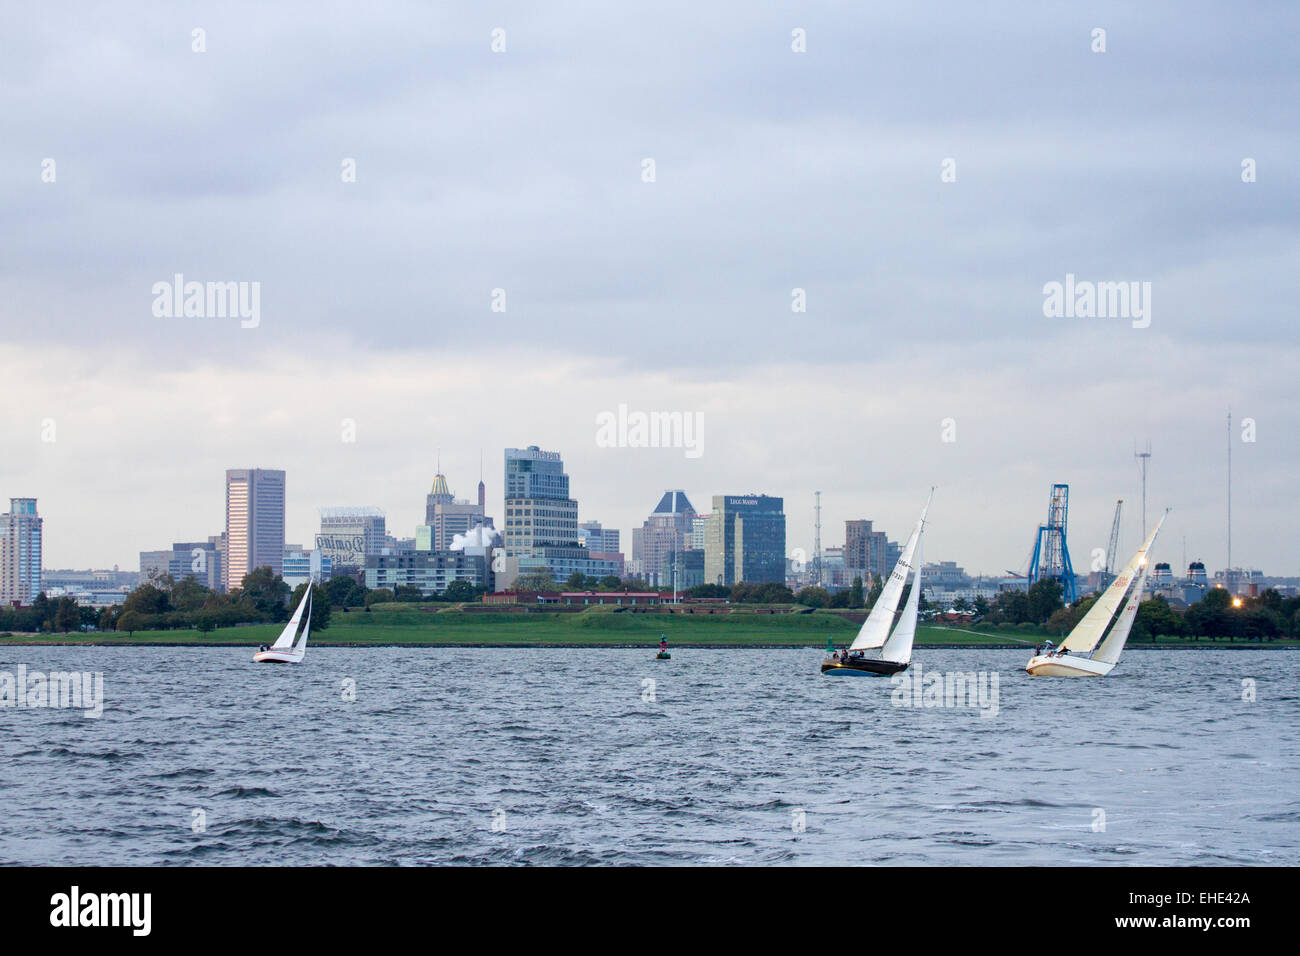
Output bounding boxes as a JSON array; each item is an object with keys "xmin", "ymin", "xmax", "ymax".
[{"xmin": 0, "ymin": 647, "xmax": 1296, "ymax": 865}]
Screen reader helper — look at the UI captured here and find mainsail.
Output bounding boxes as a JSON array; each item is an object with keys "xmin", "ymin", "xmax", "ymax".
[
  {"xmin": 271, "ymin": 587, "xmax": 312, "ymax": 651},
  {"xmin": 850, "ymin": 491, "xmax": 933, "ymax": 652},
  {"xmin": 880, "ymin": 530, "xmax": 924, "ymax": 663},
  {"xmin": 1058, "ymin": 513, "xmax": 1166, "ymax": 654},
  {"xmin": 1093, "ymin": 557, "xmax": 1150, "ymax": 665}
]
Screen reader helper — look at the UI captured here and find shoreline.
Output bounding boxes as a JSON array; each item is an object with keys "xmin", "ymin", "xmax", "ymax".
[{"xmin": 0, "ymin": 639, "xmax": 1293, "ymax": 650}]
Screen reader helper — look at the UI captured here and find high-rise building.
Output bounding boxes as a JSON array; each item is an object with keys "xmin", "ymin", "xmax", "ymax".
[
  {"xmin": 140, "ymin": 538, "xmax": 225, "ymax": 591},
  {"xmin": 282, "ymin": 547, "xmax": 333, "ymax": 588},
  {"xmin": 632, "ymin": 491, "xmax": 696, "ymax": 587},
  {"xmin": 502, "ymin": 446, "xmax": 619, "ymax": 582},
  {"xmin": 225, "ymin": 468, "xmax": 286, "ymax": 590},
  {"xmin": 421, "ymin": 473, "xmax": 491, "ymax": 551},
  {"xmin": 704, "ymin": 494, "xmax": 786, "ymax": 587},
  {"xmin": 317, "ymin": 507, "xmax": 386, "ymax": 571},
  {"xmin": 1, "ymin": 498, "xmax": 42, "ymax": 605},
  {"xmin": 578, "ymin": 521, "xmax": 620, "ymax": 555},
  {"xmin": 845, "ymin": 519, "xmax": 890, "ymax": 582}
]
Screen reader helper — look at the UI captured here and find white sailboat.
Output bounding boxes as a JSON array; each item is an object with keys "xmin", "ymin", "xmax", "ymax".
[
  {"xmin": 253, "ymin": 587, "xmax": 312, "ymax": 664},
  {"xmin": 822, "ymin": 490, "xmax": 933, "ymax": 676},
  {"xmin": 1025, "ymin": 511, "xmax": 1166, "ymax": 677}
]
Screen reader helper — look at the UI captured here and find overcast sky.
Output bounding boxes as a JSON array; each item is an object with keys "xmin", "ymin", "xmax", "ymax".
[{"xmin": 2, "ymin": 2, "xmax": 1296, "ymax": 577}]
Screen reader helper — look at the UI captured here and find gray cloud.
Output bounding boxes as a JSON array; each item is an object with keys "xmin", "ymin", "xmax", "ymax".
[{"xmin": 0, "ymin": 2, "xmax": 1295, "ymax": 574}]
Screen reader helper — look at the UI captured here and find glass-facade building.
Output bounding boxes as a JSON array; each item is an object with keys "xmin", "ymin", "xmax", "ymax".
[
  {"xmin": 704, "ymin": 494, "xmax": 786, "ymax": 586},
  {"xmin": 1, "ymin": 498, "xmax": 42, "ymax": 605},
  {"xmin": 502, "ymin": 446, "xmax": 614, "ymax": 583},
  {"xmin": 225, "ymin": 468, "xmax": 286, "ymax": 591}
]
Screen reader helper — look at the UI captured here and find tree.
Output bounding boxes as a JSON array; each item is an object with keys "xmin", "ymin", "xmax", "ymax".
[
  {"xmin": 597, "ymin": 575, "xmax": 623, "ymax": 591},
  {"xmin": 170, "ymin": 575, "xmax": 211, "ymax": 612},
  {"xmin": 121, "ymin": 583, "xmax": 170, "ymax": 617},
  {"xmin": 1025, "ymin": 579, "xmax": 1064, "ymax": 625},
  {"xmin": 117, "ymin": 610, "xmax": 142, "ymax": 635},
  {"xmin": 54, "ymin": 597, "xmax": 80, "ymax": 633},
  {"xmin": 1185, "ymin": 588, "xmax": 1234, "ymax": 639},
  {"xmin": 512, "ymin": 572, "xmax": 558, "ymax": 592},
  {"xmin": 853, "ymin": 576, "xmax": 869, "ymax": 609},
  {"xmin": 290, "ymin": 582, "xmax": 332, "ymax": 632},
  {"xmin": 443, "ymin": 580, "xmax": 478, "ymax": 603},
  {"xmin": 365, "ymin": 588, "xmax": 395, "ymax": 607},
  {"xmin": 325, "ymin": 575, "xmax": 366, "ymax": 607},
  {"xmin": 991, "ymin": 589, "xmax": 1029, "ymax": 625},
  {"xmin": 238, "ymin": 566, "xmax": 290, "ymax": 618},
  {"xmin": 196, "ymin": 616, "xmax": 215, "ymax": 634},
  {"xmin": 972, "ymin": 595, "xmax": 991, "ymax": 618},
  {"xmin": 687, "ymin": 584, "xmax": 729, "ymax": 599},
  {"xmin": 796, "ymin": 586, "xmax": 831, "ymax": 609},
  {"xmin": 1132, "ymin": 595, "xmax": 1186, "ymax": 642},
  {"xmin": 565, "ymin": 572, "xmax": 588, "ymax": 590}
]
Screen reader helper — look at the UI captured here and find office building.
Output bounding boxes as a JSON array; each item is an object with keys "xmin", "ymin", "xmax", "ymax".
[
  {"xmin": 365, "ymin": 550, "xmax": 491, "ymax": 596},
  {"xmin": 845, "ymin": 519, "xmax": 890, "ymax": 582},
  {"xmin": 1, "ymin": 498, "xmax": 42, "ymax": 605},
  {"xmin": 704, "ymin": 494, "xmax": 786, "ymax": 586},
  {"xmin": 577, "ymin": 520, "xmax": 620, "ymax": 555},
  {"xmin": 632, "ymin": 491, "xmax": 696, "ymax": 587},
  {"xmin": 283, "ymin": 548, "xmax": 333, "ymax": 588},
  {"xmin": 422, "ymin": 473, "xmax": 492, "ymax": 551},
  {"xmin": 225, "ymin": 468, "xmax": 286, "ymax": 590},
  {"xmin": 140, "ymin": 537, "xmax": 225, "ymax": 591},
  {"xmin": 502, "ymin": 445, "xmax": 616, "ymax": 582},
  {"xmin": 317, "ymin": 507, "xmax": 386, "ymax": 571}
]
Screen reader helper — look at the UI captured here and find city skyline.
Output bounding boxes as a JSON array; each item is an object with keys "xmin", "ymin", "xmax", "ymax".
[{"xmin": 6, "ymin": 420, "xmax": 1291, "ymax": 583}]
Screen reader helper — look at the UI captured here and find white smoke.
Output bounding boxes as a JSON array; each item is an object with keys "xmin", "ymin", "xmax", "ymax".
[{"xmin": 450, "ymin": 526, "xmax": 502, "ymax": 551}]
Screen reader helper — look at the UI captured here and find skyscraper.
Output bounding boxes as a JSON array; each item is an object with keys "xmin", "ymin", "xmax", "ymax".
[
  {"xmin": 1, "ymin": 498, "xmax": 42, "ymax": 605},
  {"xmin": 422, "ymin": 472, "xmax": 491, "ymax": 551},
  {"xmin": 704, "ymin": 494, "xmax": 785, "ymax": 586},
  {"xmin": 225, "ymin": 468, "xmax": 286, "ymax": 590},
  {"xmin": 502, "ymin": 446, "xmax": 619, "ymax": 582},
  {"xmin": 845, "ymin": 519, "xmax": 890, "ymax": 582},
  {"xmin": 317, "ymin": 507, "xmax": 386, "ymax": 572},
  {"xmin": 632, "ymin": 491, "xmax": 695, "ymax": 587}
]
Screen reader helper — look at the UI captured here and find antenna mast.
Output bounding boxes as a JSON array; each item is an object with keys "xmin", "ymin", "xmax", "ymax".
[
  {"xmin": 1134, "ymin": 441, "xmax": 1152, "ymax": 538},
  {"xmin": 813, "ymin": 491, "xmax": 823, "ymax": 588}
]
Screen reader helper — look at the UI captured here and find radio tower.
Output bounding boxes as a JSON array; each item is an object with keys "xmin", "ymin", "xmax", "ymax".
[
  {"xmin": 1227, "ymin": 410, "xmax": 1232, "ymax": 572},
  {"xmin": 1135, "ymin": 441, "xmax": 1152, "ymax": 538},
  {"xmin": 813, "ymin": 491, "xmax": 823, "ymax": 587}
]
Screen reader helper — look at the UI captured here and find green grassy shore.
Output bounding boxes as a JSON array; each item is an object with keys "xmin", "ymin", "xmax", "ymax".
[{"xmin": 0, "ymin": 603, "xmax": 1295, "ymax": 648}]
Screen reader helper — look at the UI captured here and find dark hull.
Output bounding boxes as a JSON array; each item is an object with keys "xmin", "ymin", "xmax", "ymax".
[{"xmin": 821, "ymin": 657, "xmax": 909, "ymax": 676}]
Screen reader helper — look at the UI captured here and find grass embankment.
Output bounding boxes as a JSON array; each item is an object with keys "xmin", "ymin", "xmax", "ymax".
[{"xmin": 1, "ymin": 603, "xmax": 1294, "ymax": 648}]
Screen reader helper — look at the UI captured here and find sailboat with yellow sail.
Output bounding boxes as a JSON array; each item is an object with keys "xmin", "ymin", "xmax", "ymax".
[{"xmin": 1025, "ymin": 511, "xmax": 1166, "ymax": 677}]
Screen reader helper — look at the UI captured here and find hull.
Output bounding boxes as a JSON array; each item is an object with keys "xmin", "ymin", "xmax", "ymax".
[
  {"xmin": 253, "ymin": 649, "xmax": 304, "ymax": 664},
  {"xmin": 1024, "ymin": 653, "xmax": 1113, "ymax": 677},
  {"xmin": 821, "ymin": 657, "xmax": 909, "ymax": 677}
]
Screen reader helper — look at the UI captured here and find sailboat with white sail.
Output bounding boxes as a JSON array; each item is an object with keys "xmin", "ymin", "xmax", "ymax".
[
  {"xmin": 253, "ymin": 587, "xmax": 312, "ymax": 664},
  {"xmin": 1025, "ymin": 511, "xmax": 1166, "ymax": 677},
  {"xmin": 822, "ymin": 490, "xmax": 933, "ymax": 676}
]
